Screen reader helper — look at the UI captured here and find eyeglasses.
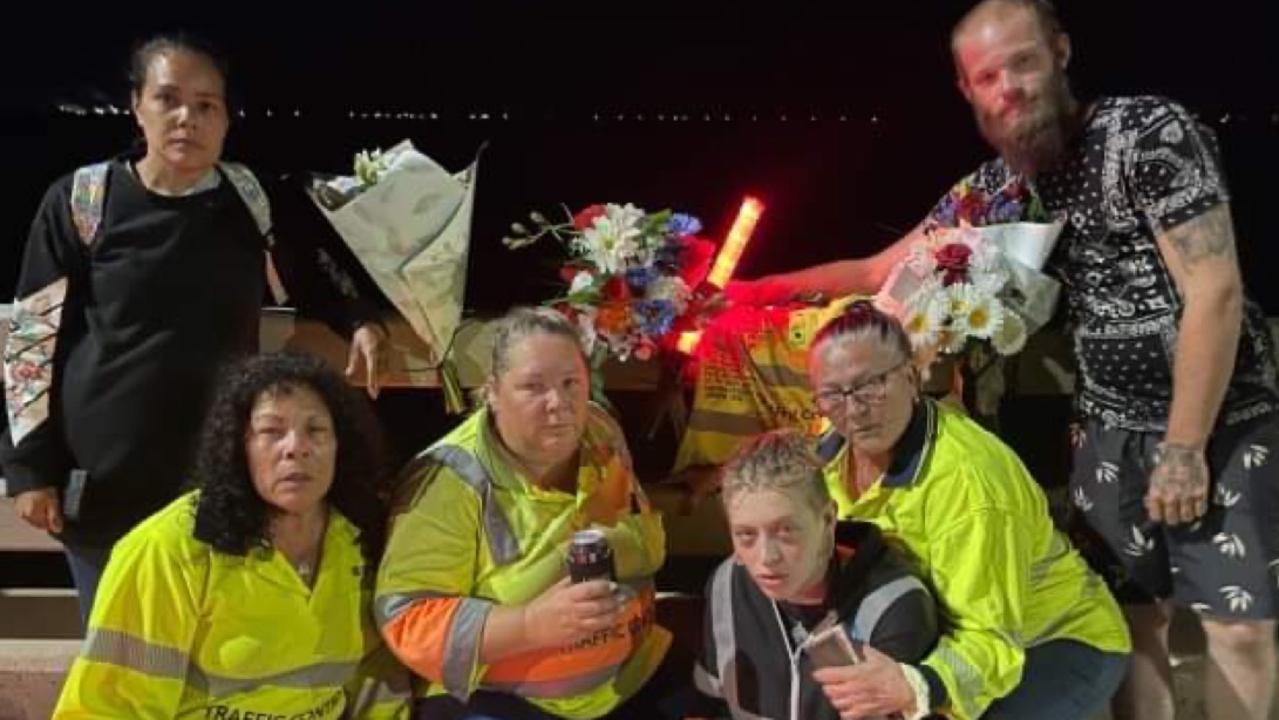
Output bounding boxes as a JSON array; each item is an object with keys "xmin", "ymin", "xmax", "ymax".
[{"xmin": 814, "ymin": 360, "xmax": 909, "ymax": 412}]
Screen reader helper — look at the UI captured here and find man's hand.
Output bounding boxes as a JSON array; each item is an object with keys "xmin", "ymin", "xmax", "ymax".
[
  {"xmin": 1146, "ymin": 442, "xmax": 1210, "ymax": 525},
  {"xmin": 812, "ymin": 644, "xmax": 917, "ymax": 719},
  {"xmin": 14, "ymin": 487, "xmax": 63, "ymax": 533},
  {"xmin": 345, "ymin": 322, "xmax": 388, "ymax": 399}
]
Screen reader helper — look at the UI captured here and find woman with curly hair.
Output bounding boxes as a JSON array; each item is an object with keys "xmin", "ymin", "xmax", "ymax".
[{"xmin": 53, "ymin": 352, "xmax": 409, "ymax": 719}]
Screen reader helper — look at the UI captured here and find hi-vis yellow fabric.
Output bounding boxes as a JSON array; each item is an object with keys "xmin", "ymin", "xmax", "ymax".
[
  {"xmin": 53, "ymin": 492, "xmax": 410, "ymax": 719},
  {"xmin": 673, "ymin": 295, "xmax": 865, "ymax": 471},
  {"xmin": 375, "ymin": 402, "xmax": 670, "ymax": 719},
  {"xmin": 820, "ymin": 400, "xmax": 1130, "ymax": 719}
]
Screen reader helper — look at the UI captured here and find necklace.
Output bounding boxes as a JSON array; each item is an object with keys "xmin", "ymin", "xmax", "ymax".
[{"xmin": 295, "ymin": 560, "xmax": 314, "ymax": 583}]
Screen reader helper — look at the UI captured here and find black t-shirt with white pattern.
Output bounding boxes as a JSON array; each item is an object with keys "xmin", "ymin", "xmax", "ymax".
[{"xmin": 927, "ymin": 96, "xmax": 1278, "ymax": 432}]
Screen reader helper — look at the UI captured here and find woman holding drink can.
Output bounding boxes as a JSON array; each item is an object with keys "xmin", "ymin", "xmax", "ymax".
[{"xmin": 375, "ymin": 307, "xmax": 676, "ymax": 719}]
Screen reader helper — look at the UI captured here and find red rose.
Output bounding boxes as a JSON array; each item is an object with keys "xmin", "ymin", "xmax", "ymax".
[
  {"xmin": 678, "ymin": 236, "xmax": 716, "ymax": 287},
  {"xmin": 935, "ymin": 243, "xmax": 972, "ymax": 286},
  {"xmin": 573, "ymin": 204, "xmax": 607, "ymax": 230},
  {"xmin": 1005, "ymin": 179, "xmax": 1029, "ymax": 201},
  {"xmin": 935, "ymin": 242, "xmax": 972, "ymax": 269},
  {"xmin": 559, "ymin": 264, "xmax": 589, "ymax": 284},
  {"xmin": 601, "ymin": 276, "xmax": 631, "ymax": 301}
]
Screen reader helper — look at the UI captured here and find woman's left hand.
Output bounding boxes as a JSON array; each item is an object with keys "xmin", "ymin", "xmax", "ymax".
[
  {"xmin": 346, "ymin": 322, "xmax": 388, "ymax": 399},
  {"xmin": 812, "ymin": 644, "xmax": 916, "ymax": 719}
]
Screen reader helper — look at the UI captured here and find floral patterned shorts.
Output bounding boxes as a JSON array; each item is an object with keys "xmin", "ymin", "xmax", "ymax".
[{"xmin": 1068, "ymin": 414, "xmax": 1279, "ymax": 619}]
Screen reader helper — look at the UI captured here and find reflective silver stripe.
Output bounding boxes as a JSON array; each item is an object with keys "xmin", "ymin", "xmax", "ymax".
[
  {"xmin": 1029, "ymin": 532, "xmax": 1070, "ymax": 589},
  {"xmin": 345, "ymin": 676, "xmax": 412, "ymax": 717},
  {"xmin": 1024, "ymin": 571, "xmax": 1103, "ymax": 647},
  {"xmin": 693, "ymin": 662, "xmax": 721, "ymax": 697},
  {"xmin": 708, "ymin": 560, "xmax": 742, "ymax": 709},
  {"xmin": 742, "ymin": 361, "xmax": 811, "ymax": 390},
  {"xmin": 483, "ymin": 665, "xmax": 619, "ymax": 698},
  {"xmin": 189, "ymin": 660, "xmax": 357, "ymax": 697},
  {"xmin": 81, "ymin": 628, "xmax": 189, "ymax": 680},
  {"xmin": 851, "ymin": 576, "xmax": 928, "ymax": 642},
  {"xmin": 931, "ymin": 645, "xmax": 984, "ymax": 720},
  {"xmin": 687, "ymin": 409, "xmax": 768, "ymax": 435},
  {"xmin": 373, "ymin": 589, "xmax": 455, "ymax": 626},
  {"xmin": 427, "ymin": 444, "xmax": 522, "ymax": 565},
  {"xmin": 441, "ymin": 597, "xmax": 492, "ymax": 700}
]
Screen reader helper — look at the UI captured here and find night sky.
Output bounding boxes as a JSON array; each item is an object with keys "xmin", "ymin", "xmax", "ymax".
[{"xmin": 3, "ymin": 2, "xmax": 1277, "ymax": 313}]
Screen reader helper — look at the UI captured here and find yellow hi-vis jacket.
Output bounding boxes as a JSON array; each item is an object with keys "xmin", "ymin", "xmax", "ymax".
[
  {"xmin": 819, "ymin": 399, "xmax": 1131, "ymax": 720},
  {"xmin": 375, "ymin": 402, "xmax": 670, "ymax": 719},
  {"xmin": 53, "ymin": 492, "xmax": 411, "ymax": 720}
]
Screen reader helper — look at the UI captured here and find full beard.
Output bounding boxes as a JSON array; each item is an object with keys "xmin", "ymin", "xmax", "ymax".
[{"xmin": 976, "ymin": 78, "xmax": 1080, "ymax": 177}]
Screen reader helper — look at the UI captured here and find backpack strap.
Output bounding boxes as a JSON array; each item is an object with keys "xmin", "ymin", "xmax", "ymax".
[
  {"xmin": 70, "ymin": 162, "xmax": 111, "ymax": 247},
  {"xmin": 219, "ymin": 161, "xmax": 288, "ymax": 305},
  {"xmin": 218, "ymin": 161, "xmax": 273, "ymax": 244}
]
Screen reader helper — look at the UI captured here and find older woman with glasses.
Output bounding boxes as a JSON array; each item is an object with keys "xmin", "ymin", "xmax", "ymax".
[{"xmin": 804, "ymin": 301, "xmax": 1131, "ymax": 720}]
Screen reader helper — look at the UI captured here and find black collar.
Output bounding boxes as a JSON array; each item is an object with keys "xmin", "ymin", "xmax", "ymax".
[{"xmin": 818, "ymin": 399, "xmax": 938, "ymax": 489}]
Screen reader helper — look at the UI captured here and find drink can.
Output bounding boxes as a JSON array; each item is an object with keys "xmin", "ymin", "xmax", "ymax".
[{"xmin": 566, "ymin": 529, "xmax": 614, "ymax": 582}]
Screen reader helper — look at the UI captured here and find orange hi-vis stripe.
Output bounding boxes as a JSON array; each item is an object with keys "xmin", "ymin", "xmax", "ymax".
[
  {"xmin": 383, "ymin": 597, "xmax": 462, "ymax": 682},
  {"xmin": 383, "ymin": 583, "xmax": 657, "ymax": 700},
  {"xmin": 482, "ymin": 583, "xmax": 656, "ymax": 693}
]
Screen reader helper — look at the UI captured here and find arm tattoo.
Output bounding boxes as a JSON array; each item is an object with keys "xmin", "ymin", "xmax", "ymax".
[
  {"xmin": 1165, "ymin": 205, "xmax": 1236, "ymax": 267},
  {"xmin": 1153, "ymin": 442, "xmax": 1208, "ymax": 494}
]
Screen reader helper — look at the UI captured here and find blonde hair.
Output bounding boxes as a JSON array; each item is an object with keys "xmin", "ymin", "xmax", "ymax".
[
  {"xmin": 720, "ymin": 429, "xmax": 832, "ymax": 514},
  {"xmin": 489, "ymin": 306, "xmax": 586, "ymax": 378}
]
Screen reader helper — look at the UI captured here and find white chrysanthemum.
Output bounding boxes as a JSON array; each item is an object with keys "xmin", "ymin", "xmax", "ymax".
[
  {"xmin": 568, "ymin": 270, "xmax": 595, "ymax": 296},
  {"xmin": 991, "ymin": 311, "xmax": 1028, "ymax": 355},
  {"xmin": 575, "ymin": 203, "xmax": 645, "ymax": 274},
  {"xmin": 959, "ymin": 287, "xmax": 1005, "ymax": 340},
  {"xmin": 645, "ymin": 275, "xmax": 692, "ymax": 314}
]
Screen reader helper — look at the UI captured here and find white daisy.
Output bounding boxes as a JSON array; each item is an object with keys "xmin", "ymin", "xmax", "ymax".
[
  {"xmin": 959, "ymin": 288, "xmax": 1005, "ymax": 340},
  {"xmin": 902, "ymin": 294, "xmax": 946, "ymax": 351},
  {"xmin": 990, "ymin": 311, "xmax": 1028, "ymax": 355}
]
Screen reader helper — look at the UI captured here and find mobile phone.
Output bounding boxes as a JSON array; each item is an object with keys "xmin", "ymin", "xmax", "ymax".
[{"xmin": 801, "ymin": 622, "xmax": 863, "ymax": 668}]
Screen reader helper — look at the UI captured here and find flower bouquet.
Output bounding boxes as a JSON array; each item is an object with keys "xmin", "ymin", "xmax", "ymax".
[
  {"xmin": 876, "ymin": 175, "xmax": 1064, "ymax": 418},
  {"xmin": 504, "ymin": 203, "xmax": 716, "ymax": 373}
]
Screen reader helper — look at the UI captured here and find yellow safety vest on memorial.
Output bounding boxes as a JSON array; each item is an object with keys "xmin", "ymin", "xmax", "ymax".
[
  {"xmin": 53, "ymin": 492, "xmax": 410, "ymax": 719},
  {"xmin": 374, "ymin": 402, "xmax": 670, "ymax": 720},
  {"xmin": 673, "ymin": 295, "xmax": 864, "ymax": 471}
]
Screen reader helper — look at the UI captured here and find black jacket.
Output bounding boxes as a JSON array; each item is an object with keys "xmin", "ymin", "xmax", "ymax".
[{"xmin": 691, "ymin": 521, "xmax": 938, "ymax": 720}]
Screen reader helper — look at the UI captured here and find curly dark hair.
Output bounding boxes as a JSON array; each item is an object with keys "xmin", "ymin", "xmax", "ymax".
[{"xmin": 191, "ymin": 352, "xmax": 389, "ymax": 562}]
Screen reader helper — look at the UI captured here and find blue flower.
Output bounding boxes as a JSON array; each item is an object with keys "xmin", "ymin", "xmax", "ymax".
[
  {"xmin": 667, "ymin": 213, "xmax": 702, "ymax": 237},
  {"xmin": 986, "ymin": 195, "xmax": 1024, "ymax": 224},
  {"xmin": 633, "ymin": 299, "xmax": 677, "ymax": 336},
  {"xmin": 625, "ymin": 266, "xmax": 658, "ymax": 292},
  {"xmin": 933, "ymin": 196, "xmax": 958, "ymax": 226}
]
